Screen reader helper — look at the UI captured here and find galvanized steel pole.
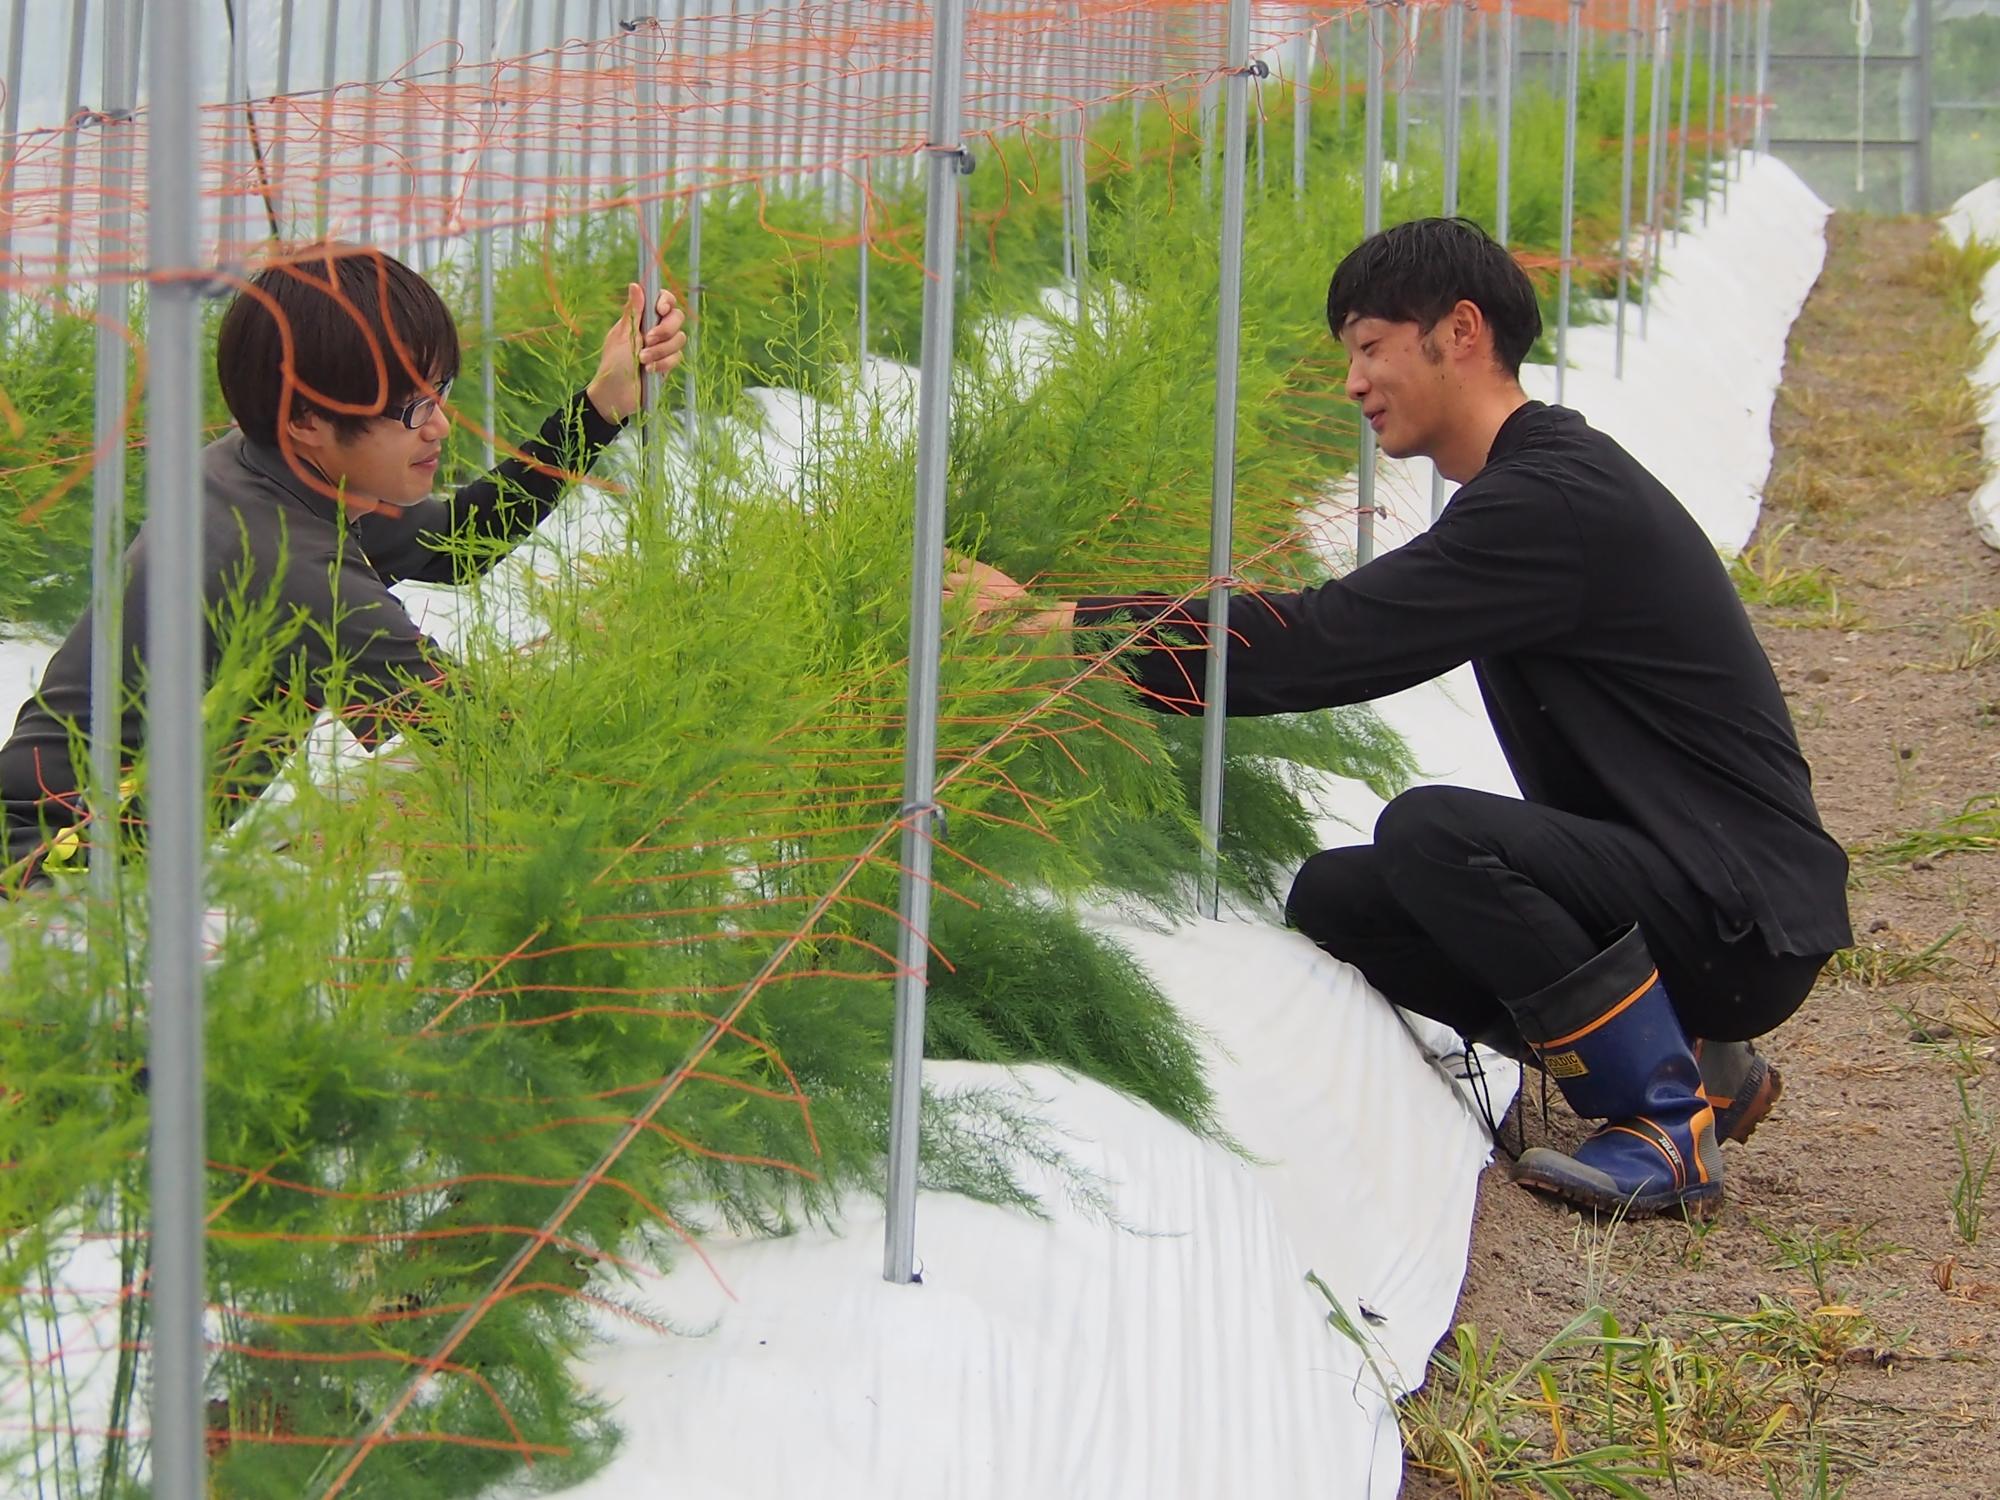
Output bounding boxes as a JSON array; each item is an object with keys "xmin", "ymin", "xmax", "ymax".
[
  {"xmin": 225, "ymin": 0, "xmax": 248, "ymax": 261},
  {"xmin": 400, "ymin": 0, "xmax": 422, "ymax": 265},
  {"xmin": 0, "ymin": 0, "xmax": 24, "ymax": 330},
  {"xmin": 1393, "ymin": 0, "xmax": 1410, "ymax": 172},
  {"xmin": 53, "ymin": 0, "xmax": 90, "ymax": 282},
  {"xmin": 88, "ymin": 0, "xmax": 136, "ymax": 941},
  {"xmin": 1703, "ymin": 0, "xmax": 1717, "ymax": 225},
  {"xmin": 1719, "ymin": 0, "xmax": 1732, "ymax": 206},
  {"xmin": 1672, "ymin": 0, "xmax": 1695, "ymax": 240},
  {"xmin": 1358, "ymin": 0, "xmax": 1386, "ymax": 567},
  {"xmin": 633, "ymin": 17, "xmax": 661, "ymax": 465},
  {"xmin": 362, "ymin": 0, "xmax": 384, "ymax": 241},
  {"xmin": 145, "ymin": 0, "xmax": 210, "ymax": 1489},
  {"xmin": 1555, "ymin": 0, "xmax": 1582, "ymax": 407},
  {"xmin": 1616, "ymin": 0, "xmax": 1639, "ymax": 377},
  {"xmin": 1338, "ymin": 12, "xmax": 1349, "ymax": 134},
  {"xmin": 1442, "ymin": 2, "xmax": 1465, "ymax": 218},
  {"xmin": 1640, "ymin": 1, "xmax": 1666, "ymax": 335},
  {"xmin": 685, "ymin": 186, "xmax": 702, "ymax": 444},
  {"xmin": 479, "ymin": 0, "xmax": 498, "ymax": 467},
  {"xmin": 883, "ymin": 0, "xmax": 968, "ymax": 1286},
  {"xmin": 1913, "ymin": 0, "xmax": 1932, "ymax": 210},
  {"xmin": 545, "ymin": 0, "xmax": 569, "ymax": 237},
  {"xmin": 1197, "ymin": 0, "xmax": 1252, "ymax": 919},
  {"xmin": 1476, "ymin": 5, "xmax": 1489, "ymax": 126},
  {"xmin": 1495, "ymin": 0, "xmax": 1513, "ymax": 245},
  {"xmin": 857, "ymin": 5, "xmax": 872, "ymax": 375},
  {"xmin": 1292, "ymin": 23, "xmax": 1311, "ymax": 203},
  {"xmin": 1432, "ymin": 0, "xmax": 1467, "ymax": 521},
  {"xmin": 275, "ymin": 0, "xmax": 296, "ymax": 193},
  {"xmin": 513, "ymin": 0, "xmax": 535, "ymax": 238},
  {"xmin": 318, "ymin": 0, "xmax": 340, "ymax": 234},
  {"xmin": 1066, "ymin": 3, "xmax": 1090, "ymax": 327},
  {"xmin": 1753, "ymin": 0, "xmax": 1771, "ymax": 155}
]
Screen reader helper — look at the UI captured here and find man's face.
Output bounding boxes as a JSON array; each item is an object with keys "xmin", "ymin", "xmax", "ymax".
[
  {"xmin": 1338, "ymin": 315, "xmax": 1451, "ymax": 462},
  {"xmin": 290, "ymin": 388, "xmax": 450, "ymax": 510}
]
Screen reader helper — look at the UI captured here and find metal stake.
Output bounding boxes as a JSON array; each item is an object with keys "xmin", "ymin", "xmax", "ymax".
[
  {"xmin": 512, "ymin": 0, "xmax": 535, "ymax": 240},
  {"xmin": 1393, "ymin": 0, "xmax": 1410, "ymax": 172},
  {"xmin": 479, "ymin": 0, "xmax": 497, "ymax": 467},
  {"xmin": 1616, "ymin": 0, "xmax": 1639, "ymax": 377},
  {"xmin": 1495, "ymin": 0, "xmax": 1513, "ymax": 245},
  {"xmin": 401, "ymin": 0, "xmax": 421, "ymax": 265},
  {"xmin": 1197, "ymin": 0, "xmax": 1252, "ymax": 920},
  {"xmin": 1640, "ymin": 1, "xmax": 1665, "ymax": 335},
  {"xmin": 1432, "ymin": 0, "xmax": 1467, "ymax": 520},
  {"xmin": 274, "ymin": 0, "xmax": 296, "ymax": 198},
  {"xmin": 857, "ymin": 0, "xmax": 874, "ymax": 377},
  {"xmin": 1441, "ymin": 2, "xmax": 1465, "ymax": 218},
  {"xmin": 54, "ymin": 0, "xmax": 90, "ymax": 283},
  {"xmin": 1912, "ymin": 0, "xmax": 1932, "ymax": 210},
  {"xmin": 1065, "ymin": 6, "xmax": 1090, "ymax": 331},
  {"xmin": 1358, "ymin": 0, "xmax": 1386, "ymax": 567},
  {"xmin": 1753, "ymin": 0, "xmax": 1771, "ymax": 155},
  {"xmin": 1555, "ymin": 0, "xmax": 1582, "ymax": 407},
  {"xmin": 1292, "ymin": 23, "xmax": 1311, "ymax": 203},
  {"xmin": 1338, "ymin": 12, "xmax": 1349, "ymax": 134},
  {"xmin": 1703, "ymin": 0, "xmax": 1717, "ymax": 225},
  {"xmin": 1, "ymin": 0, "xmax": 27, "ymax": 330},
  {"xmin": 361, "ymin": 0, "xmax": 383, "ymax": 241},
  {"xmin": 883, "ymin": 0, "xmax": 969, "ymax": 1288},
  {"xmin": 318, "ymin": 0, "xmax": 339, "ymax": 234},
  {"xmin": 145, "ymin": 0, "xmax": 210, "ymax": 1489},
  {"xmin": 1719, "ymin": 0, "xmax": 1732, "ymax": 207},
  {"xmin": 224, "ymin": 0, "xmax": 249, "ymax": 261},
  {"xmin": 89, "ymin": 0, "xmax": 135, "ymax": 947},
  {"xmin": 1672, "ymin": 0, "xmax": 1695, "ymax": 241},
  {"xmin": 685, "ymin": 188, "xmax": 702, "ymax": 444}
]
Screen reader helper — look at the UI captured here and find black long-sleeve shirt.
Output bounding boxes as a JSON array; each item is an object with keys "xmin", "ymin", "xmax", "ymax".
[
  {"xmin": 1075, "ymin": 401, "xmax": 1851, "ymax": 959},
  {"xmin": 0, "ymin": 391, "xmax": 622, "ymax": 879}
]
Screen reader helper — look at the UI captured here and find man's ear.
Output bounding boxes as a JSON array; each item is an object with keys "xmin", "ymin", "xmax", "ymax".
[
  {"xmin": 1447, "ymin": 298, "xmax": 1490, "ymax": 365},
  {"xmin": 284, "ymin": 403, "xmax": 330, "ymax": 453}
]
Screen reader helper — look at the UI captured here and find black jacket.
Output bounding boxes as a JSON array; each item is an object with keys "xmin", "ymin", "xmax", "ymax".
[
  {"xmin": 0, "ymin": 391, "xmax": 621, "ymax": 877},
  {"xmin": 1075, "ymin": 401, "xmax": 1852, "ymax": 958}
]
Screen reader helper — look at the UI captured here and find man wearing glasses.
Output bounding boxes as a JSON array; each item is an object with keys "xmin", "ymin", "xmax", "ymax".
[{"xmin": 0, "ymin": 242, "xmax": 685, "ymax": 888}]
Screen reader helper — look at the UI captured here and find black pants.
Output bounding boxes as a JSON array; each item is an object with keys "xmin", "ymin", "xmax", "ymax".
[{"xmin": 1284, "ymin": 785, "xmax": 1828, "ymax": 1047}]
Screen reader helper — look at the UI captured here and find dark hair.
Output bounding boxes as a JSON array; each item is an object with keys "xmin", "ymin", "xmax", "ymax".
[
  {"xmin": 216, "ymin": 244, "xmax": 460, "ymax": 446},
  {"xmin": 1324, "ymin": 217, "xmax": 1541, "ymax": 376}
]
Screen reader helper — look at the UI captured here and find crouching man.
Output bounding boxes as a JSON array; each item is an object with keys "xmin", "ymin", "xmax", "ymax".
[
  {"xmin": 948, "ymin": 217, "xmax": 1850, "ymax": 1219},
  {"xmin": 1, "ymin": 242, "xmax": 685, "ymax": 887}
]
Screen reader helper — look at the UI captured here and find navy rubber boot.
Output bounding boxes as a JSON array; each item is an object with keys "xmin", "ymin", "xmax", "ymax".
[
  {"xmin": 1693, "ymin": 1037, "xmax": 1783, "ymax": 1146},
  {"xmin": 1509, "ymin": 927, "xmax": 1724, "ymax": 1219}
]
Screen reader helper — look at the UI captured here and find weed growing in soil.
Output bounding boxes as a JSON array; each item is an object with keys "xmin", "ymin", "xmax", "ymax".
[
  {"xmin": 1949, "ymin": 1076, "xmax": 1996, "ymax": 1246},
  {"xmin": 1944, "ymin": 607, "xmax": 2000, "ymax": 671},
  {"xmin": 1863, "ymin": 795, "xmax": 2000, "ymax": 864},
  {"xmin": 1912, "ymin": 232, "xmax": 2000, "ymax": 322},
  {"xmin": 1824, "ymin": 925, "xmax": 1964, "ymax": 987},
  {"xmin": 1385, "ymin": 1293, "xmax": 1894, "ymax": 1500},
  {"xmin": 1727, "ymin": 525, "xmax": 1858, "ymax": 628},
  {"xmin": 1751, "ymin": 1219, "xmax": 1910, "ymax": 1300}
]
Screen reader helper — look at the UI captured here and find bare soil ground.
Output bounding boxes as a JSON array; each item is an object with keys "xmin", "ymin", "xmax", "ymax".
[{"xmin": 1402, "ymin": 215, "xmax": 2000, "ymax": 1499}]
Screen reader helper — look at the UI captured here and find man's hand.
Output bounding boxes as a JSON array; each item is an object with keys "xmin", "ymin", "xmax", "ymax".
[
  {"xmin": 584, "ymin": 284, "xmax": 688, "ymax": 424},
  {"xmin": 943, "ymin": 552, "xmax": 1076, "ymax": 636}
]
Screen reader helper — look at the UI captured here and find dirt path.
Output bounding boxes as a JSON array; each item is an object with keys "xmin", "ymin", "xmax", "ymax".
[{"xmin": 1402, "ymin": 216, "xmax": 2000, "ymax": 1500}]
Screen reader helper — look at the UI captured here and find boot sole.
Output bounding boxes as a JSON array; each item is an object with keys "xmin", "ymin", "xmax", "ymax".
[
  {"xmin": 1714, "ymin": 1058, "xmax": 1783, "ymax": 1146},
  {"xmin": 1510, "ymin": 1162, "xmax": 1725, "ymax": 1220}
]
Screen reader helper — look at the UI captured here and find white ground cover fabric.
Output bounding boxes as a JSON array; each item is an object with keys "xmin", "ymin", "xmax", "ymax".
[
  {"xmin": 524, "ymin": 158, "xmax": 1833, "ymax": 1500},
  {"xmin": 1, "ymin": 156, "xmax": 1830, "ymax": 1499},
  {"xmin": 1941, "ymin": 179, "xmax": 2000, "ymax": 551}
]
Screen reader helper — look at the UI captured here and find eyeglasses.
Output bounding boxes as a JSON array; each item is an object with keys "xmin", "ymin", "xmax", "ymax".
[{"xmin": 388, "ymin": 379, "xmax": 453, "ymax": 430}]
